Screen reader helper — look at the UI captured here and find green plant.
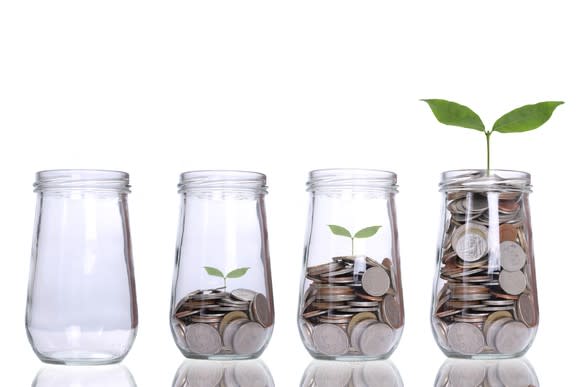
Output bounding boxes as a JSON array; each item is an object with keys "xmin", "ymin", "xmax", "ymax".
[
  {"xmin": 421, "ymin": 99, "xmax": 564, "ymax": 174},
  {"xmin": 203, "ymin": 266, "xmax": 250, "ymax": 289},
  {"xmin": 328, "ymin": 225, "xmax": 382, "ymax": 255}
]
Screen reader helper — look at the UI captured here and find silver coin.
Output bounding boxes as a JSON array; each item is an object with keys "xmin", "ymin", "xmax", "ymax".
[
  {"xmin": 312, "ymin": 323, "xmax": 349, "ymax": 356},
  {"xmin": 361, "ymin": 266, "xmax": 391, "ymax": 296},
  {"xmin": 251, "ymin": 293, "xmax": 273, "ymax": 328},
  {"xmin": 380, "ymin": 295, "xmax": 403, "ymax": 329},
  {"xmin": 485, "ymin": 317, "xmax": 512, "ymax": 349},
  {"xmin": 516, "ymin": 292, "xmax": 537, "ymax": 327},
  {"xmin": 185, "ymin": 323, "xmax": 222, "ymax": 355},
  {"xmin": 232, "ymin": 321, "xmax": 268, "ymax": 355},
  {"xmin": 223, "ymin": 318, "xmax": 249, "ymax": 348},
  {"xmin": 495, "ymin": 321, "xmax": 531, "ymax": 354},
  {"xmin": 500, "ymin": 241, "xmax": 527, "ymax": 271},
  {"xmin": 350, "ymin": 319, "xmax": 377, "ymax": 352},
  {"xmin": 447, "ymin": 323, "xmax": 485, "ymax": 355},
  {"xmin": 451, "ymin": 224, "xmax": 489, "ymax": 262},
  {"xmin": 231, "ymin": 288, "xmax": 258, "ymax": 302},
  {"xmin": 499, "ymin": 270, "xmax": 527, "ymax": 295},
  {"xmin": 172, "ymin": 320, "xmax": 188, "ymax": 349},
  {"xmin": 359, "ymin": 322, "xmax": 395, "ymax": 356}
]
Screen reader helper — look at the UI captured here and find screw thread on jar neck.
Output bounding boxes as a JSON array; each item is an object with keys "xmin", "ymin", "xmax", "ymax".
[
  {"xmin": 34, "ymin": 169, "xmax": 131, "ymax": 193},
  {"xmin": 439, "ymin": 169, "xmax": 532, "ymax": 193},
  {"xmin": 178, "ymin": 170, "xmax": 268, "ymax": 196},
  {"xmin": 307, "ymin": 169, "xmax": 398, "ymax": 194}
]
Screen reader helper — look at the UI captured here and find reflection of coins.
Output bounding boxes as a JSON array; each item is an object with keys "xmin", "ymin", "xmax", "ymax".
[
  {"xmin": 516, "ymin": 292, "xmax": 538, "ymax": 327},
  {"xmin": 359, "ymin": 323, "xmax": 394, "ymax": 356},
  {"xmin": 185, "ymin": 323, "xmax": 222, "ymax": 355},
  {"xmin": 447, "ymin": 323, "xmax": 484, "ymax": 355},
  {"xmin": 497, "ymin": 359, "xmax": 534, "ymax": 386},
  {"xmin": 313, "ymin": 365, "xmax": 352, "ymax": 387},
  {"xmin": 231, "ymin": 362, "xmax": 271, "ymax": 387},
  {"xmin": 312, "ymin": 324, "xmax": 349, "ymax": 356},
  {"xmin": 357, "ymin": 362, "xmax": 402, "ymax": 387},
  {"xmin": 233, "ymin": 322, "xmax": 268, "ymax": 355},
  {"xmin": 499, "ymin": 270, "xmax": 526, "ymax": 295},
  {"xmin": 380, "ymin": 295, "xmax": 403, "ymax": 329},
  {"xmin": 500, "ymin": 241, "xmax": 527, "ymax": 271},
  {"xmin": 451, "ymin": 224, "xmax": 488, "ymax": 262},
  {"xmin": 495, "ymin": 321, "xmax": 530, "ymax": 354},
  {"xmin": 184, "ymin": 362, "xmax": 224, "ymax": 387},
  {"xmin": 362, "ymin": 267, "xmax": 390, "ymax": 296},
  {"xmin": 448, "ymin": 361, "xmax": 486, "ymax": 387}
]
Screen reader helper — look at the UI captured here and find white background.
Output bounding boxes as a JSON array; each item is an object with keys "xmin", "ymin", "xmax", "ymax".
[{"xmin": 0, "ymin": 0, "xmax": 577, "ymax": 385}]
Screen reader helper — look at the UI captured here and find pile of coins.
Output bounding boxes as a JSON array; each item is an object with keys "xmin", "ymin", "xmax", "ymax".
[
  {"xmin": 300, "ymin": 255, "xmax": 403, "ymax": 357},
  {"xmin": 301, "ymin": 361, "xmax": 403, "ymax": 387},
  {"xmin": 433, "ymin": 191, "xmax": 538, "ymax": 356},
  {"xmin": 173, "ymin": 361, "xmax": 274, "ymax": 387},
  {"xmin": 435, "ymin": 359, "xmax": 539, "ymax": 387},
  {"xmin": 173, "ymin": 288, "xmax": 273, "ymax": 356}
]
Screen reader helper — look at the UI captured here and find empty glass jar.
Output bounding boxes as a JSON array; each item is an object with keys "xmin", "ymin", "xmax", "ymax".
[
  {"xmin": 431, "ymin": 170, "xmax": 539, "ymax": 359},
  {"xmin": 298, "ymin": 169, "xmax": 404, "ymax": 360},
  {"xmin": 170, "ymin": 170, "xmax": 274, "ymax": 360},
  {"xmin": 26, "ymin": 170, "xmax": 138, "ymax": 365}
]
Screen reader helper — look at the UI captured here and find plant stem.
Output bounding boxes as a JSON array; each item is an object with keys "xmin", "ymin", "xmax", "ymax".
[
  {"xmin": 351, "ymin": 238, "xmax": 354, "ymax": 256},
  {"xmin": 223, "ymin": 277, "xmax": 227, "ymax": 290},
  {"xmin": 485, "ymin": 131, "xmax": 491, "ymax": 175}
]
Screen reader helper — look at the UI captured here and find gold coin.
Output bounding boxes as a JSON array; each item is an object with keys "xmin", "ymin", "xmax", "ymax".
[
  {"xmin": 347, "ymin": 312, "xmax": 377, "ymax": 335},
  {"xmin": 483, "ymin": 311, "xmax": 513, "ymax": 336},
  {"xmin": 219, "ymin": 311, "xmax": 248, "ymax": 336}
]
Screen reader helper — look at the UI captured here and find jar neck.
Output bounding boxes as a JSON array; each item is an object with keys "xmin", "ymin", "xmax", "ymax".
[
  {"xmin": 34, "ymin": 169, "xmax": 130, "ymax": 193},
  {"xmin": 178, "ymin": 170, "xmax": 267, "ymax": 198},
  {"xmin": 307, "ymin": 169, "xmax": 398, "ymax": 194},
  {"xmin": 440, "ymin": 169, "xmax": 532, "ymax": 193}
]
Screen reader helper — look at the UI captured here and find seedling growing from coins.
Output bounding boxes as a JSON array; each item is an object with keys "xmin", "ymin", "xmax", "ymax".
[
  {"xmin": 421, "ymin": 99, "xmax": 564, "ymax": 174},
  {"xmin": 328, "ymin": 225, "xmax": 382, "ymax": 255},
  {"xmin": 204, "ymin": 266, "xmax": 250, "ymax": 290}
]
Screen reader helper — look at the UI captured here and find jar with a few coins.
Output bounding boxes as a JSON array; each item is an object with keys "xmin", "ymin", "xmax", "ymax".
[
  {"xmin": 431, "ymin": 170, "xmax": 539, "ymax": 359},
  {"xmin": 170, "ymin": 171, "xmax": 274, "ymax": 360},
  {"xmin": 26, "ymin": 170, "xmax": 138, "ymax": 365},
  {"xmin": 298, "ymin": 169, "xmax": 404, "ymax": 360}
]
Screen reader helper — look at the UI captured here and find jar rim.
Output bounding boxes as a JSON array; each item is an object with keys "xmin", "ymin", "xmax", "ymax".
[
  {"xmin": 34, "ymin": 169, "xmax": 130, "ymax": 193},
  {"xmin": 178, "ymin": 170, "xmax": 267, "ymax": 194},
  {"xmin": 440, "ymin": 169, "xmax": 532, "ymax": 192},
  {"xmin": 307, "ymin": 168, "xmax": 398, "ymax": 192}
]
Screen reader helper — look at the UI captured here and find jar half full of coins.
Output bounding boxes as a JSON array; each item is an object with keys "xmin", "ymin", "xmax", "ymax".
[
  {"xmin": 170, "ymin": 171, "xmax": 275, "ymax": 360},
  {"xmin": 431, "ymin": 170, "xmax": 539, "ymax": 359},
  {"xmin": 298, "ymin": 169, "xmax": 404, "ymax": 360}
]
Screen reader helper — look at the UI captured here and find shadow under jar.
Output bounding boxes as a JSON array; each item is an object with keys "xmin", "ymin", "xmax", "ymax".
[
  {"xmin": 298, "ymin": 169, "xmax": 404, "ymax": 361},
  {"xmin": 431, "ymin": 170, "xmax": 539, "ymax": 359},
  {"xmin": 170, "ymin": 171, "xmax": 274, "ymax": 360},
  {"xmin": 26, "ymin": 170, "xmax": 138, "ymax": 365}
]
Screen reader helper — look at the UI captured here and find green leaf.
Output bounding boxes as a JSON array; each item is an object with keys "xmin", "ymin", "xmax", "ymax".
[
  {"xmin": 226, "ymin": 267, "xmax": 250, "ymax": 279},
  {"xmin": 492, "ymin": 101, "xmax": 564, "ymax": 133},
  {"xmin": 328, "ymin": 225, "xmax": 352, "ymax": 238},
  {"xmin": 354, "ymin": 225, "xmax": 382, "ymax": 238},
  {"xmin": 422, "ymin": 99, "xmax": 485, "ymax": 131},
  {"xmin": 204, "ymin": 266, "xmax": 225, "ymax": 278}
]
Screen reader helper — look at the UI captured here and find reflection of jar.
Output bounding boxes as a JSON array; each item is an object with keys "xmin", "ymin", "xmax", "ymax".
[
  {"xmin": 170, "ymin": 171, "xmax": 274, "ymax": 359},
  {"xmin": 431, "ymin": 170, "xmax": 539, "ymax": 359},
  {"xmin": 301, "ymin": 360, "xmax": 403, "ymax": 387},
  {"xmin": 33, "ymin": 365, "xmax": 137, "ymax": 387},
  {"xmin": 435, "ymin": 359, "xmax": 539, "ymax": 387},
  {"xmin": 26, "ymin": 170, "xmax": 138, "ymax": 365},
  {"xmin": 298, "ymin": 169, "xmax": 404, "ymax": 360},
  {"xmin": 172, "ymin": 360, "xmax": 274, "ymax": 387}
]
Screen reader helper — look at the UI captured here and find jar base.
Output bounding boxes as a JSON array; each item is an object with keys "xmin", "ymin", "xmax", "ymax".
[{"xmin": 36, "ymin": 351, "xmax": 125, "ymax": 366}]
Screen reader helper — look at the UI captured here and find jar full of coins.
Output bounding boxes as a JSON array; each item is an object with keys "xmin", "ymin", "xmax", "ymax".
[
  {"xmin": 170, "ymin": 171, "xmax": 274, "ymax": 360},
  {"xmin": 431, "ymin": 170, "xmax": 539, "ymax": 359},
  {"xmin": 298, "ymin": 169, "xmax": 404, "ymax": 360}
]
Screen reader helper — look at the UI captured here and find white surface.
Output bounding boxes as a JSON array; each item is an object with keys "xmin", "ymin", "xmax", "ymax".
[{"xmin": 0, "ymin": 0, "xmax": 577, "ymax": 385}]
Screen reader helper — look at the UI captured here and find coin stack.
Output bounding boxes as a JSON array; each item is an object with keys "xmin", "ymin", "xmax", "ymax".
[
  {"xmin": 433, "ymin": 192, "xmax": 538, "ymax": 356},
  {"xmin": 173, "ymin": 288, "xmax": 273, "ymax": 356},
  {"xmin": 435, "ymin": 359, "xmax": 539, "ymax": 387},
  {"xmin": 300, "ymin": 256, "xmax": 403, "ymax": 357}
]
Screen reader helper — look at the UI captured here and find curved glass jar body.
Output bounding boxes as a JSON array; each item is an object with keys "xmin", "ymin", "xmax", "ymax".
[
  {"xmin": 431, "ymin": 170, "xmax": 539, "ymax": 359},
  {"xmin": 26, "ymin": 170, "xmax": 138, "ymax": 365},
  {"xmin": 298, "ymin": 169, "xmax": 404, "ymax": 360},
  {"xmin": 170, "ymin": 171, "xmax": 274, "ymax": 360}
]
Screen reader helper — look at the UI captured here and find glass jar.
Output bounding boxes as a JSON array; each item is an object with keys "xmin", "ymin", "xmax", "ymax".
[
  {"xmin": 298, "ymin": 169, "xmax": 404, "ymax": 360},
  {"xmin": 431, "ymin": 170, "xmax": 539, "ymax": 359},
  {"xmin": 26, "ymin": 170, "xmax": 138, "ymax": 365},
  {"xmin": 170, "ymin": 170, "xmax": 274, "ymax": 360}
]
